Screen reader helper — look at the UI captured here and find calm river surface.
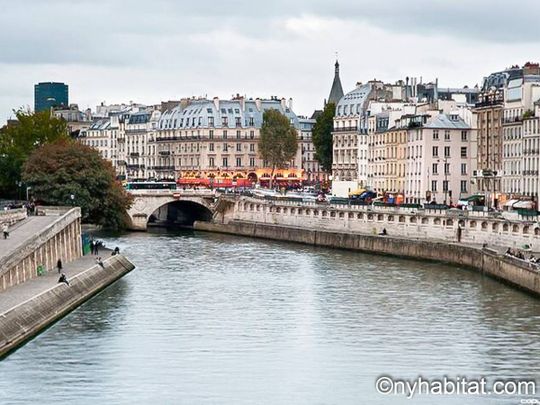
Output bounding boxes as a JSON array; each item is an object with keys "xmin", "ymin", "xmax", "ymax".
[{"xmin": 1, "ymin": 230, "xmax": 539, "ymax": 405}]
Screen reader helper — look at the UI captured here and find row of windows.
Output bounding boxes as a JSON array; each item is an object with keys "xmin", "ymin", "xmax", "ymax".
[
  {"xmin": 209, "ymin": 143, "xmax": 256, "ymax": 152},
  {"xmin": 208, "ymin": 157, "xmax": 257, "ymax": 168}
]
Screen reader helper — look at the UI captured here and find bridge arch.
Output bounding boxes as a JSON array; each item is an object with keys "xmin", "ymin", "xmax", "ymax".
[
  {"xmin": 127, "ymin": 192, "xmax": 215, "ymax": 230},
  {"xmin": 148, "ymin": 200, "xmax": 213, "ymax": 228}
]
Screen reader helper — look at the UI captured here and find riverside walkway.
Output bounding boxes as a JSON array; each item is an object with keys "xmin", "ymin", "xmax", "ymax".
[
  {"xmin": 0, "ymin": 216, "xmax": 58, "ymax": 261},
  {"xmin": 0, "ymin": 251, "xmax": 111, "ymax": 315}
]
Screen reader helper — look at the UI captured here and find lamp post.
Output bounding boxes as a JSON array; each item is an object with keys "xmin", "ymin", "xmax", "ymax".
[
  {"xmin": 26, "ymin": 186, "xmax": 32, "ymax": 202},
  {"xmin": 16, "ymin": 181, "xmax": 22, "ymax": 201},
  {"xmin": 70, "ymin": 194, "xmax": 75, "ymax": 206}
]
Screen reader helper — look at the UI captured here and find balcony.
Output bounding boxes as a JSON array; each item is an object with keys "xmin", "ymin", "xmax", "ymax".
[
  {"xmin": 127, "ymin": 164, "xmax": 145, "ymax": 170},
  {"xmin": 523, "ymin": 170, "xmax": 539, "ymax": 176},
  {"xmin": 333, "ymin": 126, "xmax": 358, "ymax": 133},
  {"xmin": 502, "ymin": 116, "xmax": 523, "ymax": 124},
  {"xmin": 152, "ymin": 165, "xmax": 176, "ymax": 171},
  {"xmin": 156, "ymin": 136, "xmax": 181, "ymax": 142},
  {"xmin": 159, "ymin": 151, "xmax": 171, "ymax": 156},
  {"xmin": 130, "ymin": 152, "xmax": 140, "ymax": 157},
  {"xmin": 523, "ymin": 149, "xmax": 539, "ymax": 155}
]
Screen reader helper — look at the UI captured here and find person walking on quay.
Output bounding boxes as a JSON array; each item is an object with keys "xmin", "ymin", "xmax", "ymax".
[
  {"xmin": 94, "ymin": 241, "xmax": 99, "ymax": 255},
  {"xmin": 457, "ymin": 225, "xmax": 462, "ymax": 243},
  {"xmin": 57, "ymin": 258, "xmax": 63, "ymax": 274},
  {"xmin": 90, "ymin": 240, "xmax": 95, "ymax": 255},
  {"xmin": 2, "ymin": 223, "xmax": 9, "ymax": 239}
]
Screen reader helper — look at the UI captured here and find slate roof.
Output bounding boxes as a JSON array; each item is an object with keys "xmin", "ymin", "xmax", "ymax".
[{"xmin": 328, "ymin": 60, "xmax": 344, "ymax": 105}]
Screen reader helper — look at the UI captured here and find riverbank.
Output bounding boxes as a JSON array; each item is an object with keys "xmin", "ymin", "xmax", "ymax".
[
  {"xmin": 0, "ymin": 253, "xmax": 135, "ymax": 358},
  {"xmin": 194, "ymin": 220, "xmax": 540, "ymax": 297}
]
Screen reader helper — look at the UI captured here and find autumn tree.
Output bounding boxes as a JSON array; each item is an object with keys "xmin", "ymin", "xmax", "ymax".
[
  {"xmin": 312, "ymin": 102, "xmax": 335, "ymax": 172},
  {"xmin": 23, "ymin": 139, "xmax": 132, "ymax": 229},
  {"xmin": 0, "ymin": 109, "xmax": 68, "ymax": 197},
  {"xmin": 258, "ymin": 109, "xmax": 298, "ymax": 189}
]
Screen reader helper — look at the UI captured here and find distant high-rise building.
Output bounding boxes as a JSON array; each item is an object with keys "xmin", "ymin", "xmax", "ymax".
[{"xmin": 34, "ymin": 82, "xmax": 69, "ymax": 112}]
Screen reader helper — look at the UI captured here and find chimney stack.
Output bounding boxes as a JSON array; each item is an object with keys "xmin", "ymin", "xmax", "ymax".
[
  {"xmin": 280, "ymin": 97, "xmax": 287, "ymax": 110},
  {"xmin": 288, "ymin": 98, "xmax": 293, "ymax": 111},
  {"xmin": 213, "ymin": 97, "xmax": 219, "ymax": 111}
]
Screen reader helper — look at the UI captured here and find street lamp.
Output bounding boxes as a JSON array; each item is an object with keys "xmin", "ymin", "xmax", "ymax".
[{"xmin": 70, "ymin": 194, "xmax": 75, "ymax": 206}]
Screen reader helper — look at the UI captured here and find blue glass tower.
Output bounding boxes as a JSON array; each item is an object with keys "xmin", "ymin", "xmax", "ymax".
[{"xmin": 34, "ymin": 82, "xmax": 69, "ymax": 112}]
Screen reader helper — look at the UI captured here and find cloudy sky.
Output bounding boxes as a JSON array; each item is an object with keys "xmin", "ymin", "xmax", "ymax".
[{"xmin": 1, "ymin": 0, "xmax": 540, "ymax": 121}]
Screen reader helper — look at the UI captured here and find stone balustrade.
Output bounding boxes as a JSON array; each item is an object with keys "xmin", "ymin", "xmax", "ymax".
[
  {"xmin": 230, "ymin": 197, "xmax": 540, "ymax": 251},
  {"xmin": 0, "ymin": 208, "xmax": 27, "ymax": 226}
]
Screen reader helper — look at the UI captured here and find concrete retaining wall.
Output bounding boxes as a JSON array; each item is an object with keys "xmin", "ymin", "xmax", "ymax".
[
  {"xmin": 230, "ymin": 197, "xmax": 540, "ymax": 250},
  {"xmin": 0, "ymin": 254, "xmax": 135, "ymax": 358},
  {"xmin": 0, "ymin": 208, "xmax": 82, "ymax": 292},
  {"xmin": 194, "ymin": 221, "xmax": 540, "ymax": 297}
]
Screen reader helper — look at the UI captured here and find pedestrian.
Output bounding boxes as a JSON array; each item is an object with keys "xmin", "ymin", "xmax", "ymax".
[
  {"xmin": 57, "ymin": 258, "xmax": 63, "ymax": 274},
  {"xmin": 96, "ymin": 257, "xmax": 105, "ymax": 269},
  {"xmin": 94, "ymin": 241, "xmax": 99, "ymax": 255},
  {"xmin": 457, "ymin": 225, "xmax": 462, "ymax": 243},
  {"xmin": 2, "ymin": 223, "xmax": 9, "ymax": 239},
  {"xmin": 58, "ymin": 273, "xmax": 69, "ymax": 286},
  {"xmin": 90, "ymin": 240, "xmax": 95, "ymax": 255}
]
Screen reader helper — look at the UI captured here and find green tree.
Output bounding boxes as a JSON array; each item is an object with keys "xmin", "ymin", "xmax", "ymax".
[
  {"xmin": 22, "ymin": 139, "xmax": 132, "ymax": 229},
  {"xmin": 0, "ymin": 109, "xmax": 68, "ymax": 197},
  {"xmin": 312, "ymin": 102, "xmax": 335, "ymax": 172},
  {"xmin": 258, "ymin": 109, "xmax": 298, "ymax": 189}
]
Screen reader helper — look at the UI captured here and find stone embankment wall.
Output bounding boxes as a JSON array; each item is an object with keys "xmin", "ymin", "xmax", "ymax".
[
  {"xmin": 0, "ymin": 208, "xmax": 82, "ymax": 292},
  {"xmin": 0, "ymin": 208, "xmax": 27, "ymax": 226},
  {"xmin": 194, "ymin": 221, "xmax": 540, "ymax": 297},
  {"xmin": 0, "ymin": 255, "xmax": 135, "ymax": 358},
  {"xmin": 228, "ymin": 197, "xmax": 540, "ymax": 251}
]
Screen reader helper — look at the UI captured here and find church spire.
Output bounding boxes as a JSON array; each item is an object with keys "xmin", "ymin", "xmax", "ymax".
[{"xmin": 327, "ymin": 58, "xmax": 344, "ymax": 106}]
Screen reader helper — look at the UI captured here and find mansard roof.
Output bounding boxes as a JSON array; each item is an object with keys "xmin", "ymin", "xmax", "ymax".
[{"xmin": 158, "ymin": 98, "xmax": 300, "ymax": 130}]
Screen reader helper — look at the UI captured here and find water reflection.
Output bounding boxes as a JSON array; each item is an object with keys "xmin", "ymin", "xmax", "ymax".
[{"xmin": 0, "ymin": 230, "xmax": 538, "ymax": 405}]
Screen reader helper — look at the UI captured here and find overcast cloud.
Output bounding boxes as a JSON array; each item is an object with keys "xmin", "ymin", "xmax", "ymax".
[{"xmin": 1, "ymin": 0, "xmax": 540, "ymax": 121}]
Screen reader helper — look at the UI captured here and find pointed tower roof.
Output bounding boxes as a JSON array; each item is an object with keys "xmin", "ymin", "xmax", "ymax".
[{"xmin": 327, "ymin": 60, "xmax": 344, "ymax": 105}]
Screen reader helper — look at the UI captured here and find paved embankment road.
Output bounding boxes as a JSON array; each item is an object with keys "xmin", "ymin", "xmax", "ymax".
[
  {"xmin": 0, "ymin": 216, "xmax": 58, "ymax": 262},
  {"xmin": 0, "ymin": 253, "xmax": 103, "ymax": 314},
  {"xmin": 0, "ymin": 252, "xmax": 135, "ymax": 358}
]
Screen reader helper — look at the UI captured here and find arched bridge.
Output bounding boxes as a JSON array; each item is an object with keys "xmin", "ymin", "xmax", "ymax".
[{"xmin": 126, "ymin": 189, "xmax": 219, "ymax": 230}]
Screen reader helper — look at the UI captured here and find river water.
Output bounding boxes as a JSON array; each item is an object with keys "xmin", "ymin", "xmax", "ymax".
[{"xmin": 0, "ymin": 230, "xmax": 539, "ymax": 405}]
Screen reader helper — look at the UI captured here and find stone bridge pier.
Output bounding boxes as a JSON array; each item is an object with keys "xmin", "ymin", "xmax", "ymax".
[{"xmin": 126, "ymin": 191, "xmax": 218, "ymax": 231}]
